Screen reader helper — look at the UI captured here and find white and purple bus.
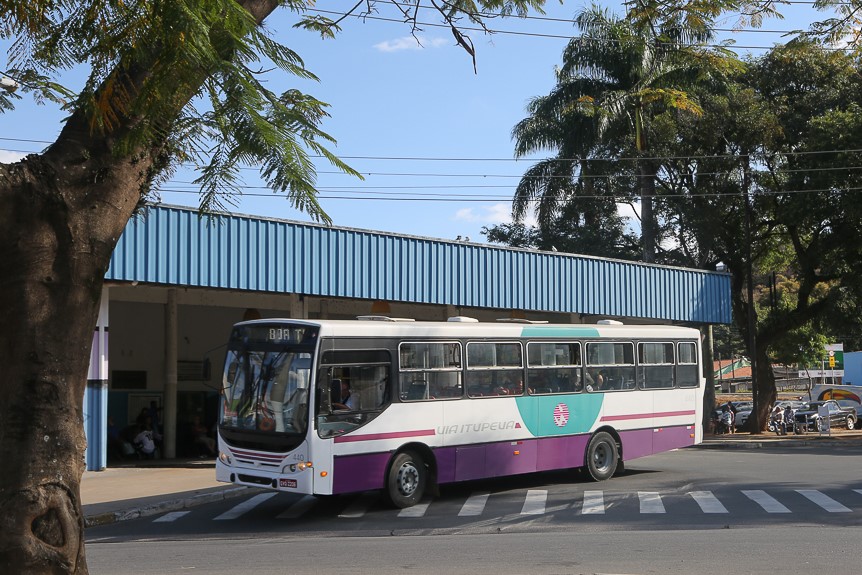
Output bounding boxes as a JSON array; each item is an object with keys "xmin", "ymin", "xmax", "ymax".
[{"xmin": 216, "ymin": 316, "xmax": 704, "ymax": 508}]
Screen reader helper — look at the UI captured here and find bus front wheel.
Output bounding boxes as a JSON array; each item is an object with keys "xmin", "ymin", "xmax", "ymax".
[
  {"xmin": 384, "ymin": 451, "xmax": 426, "ymax": 508},
  {"xmin": 585, "ymin": 432, "xmax": 619, "ymax": 481}
]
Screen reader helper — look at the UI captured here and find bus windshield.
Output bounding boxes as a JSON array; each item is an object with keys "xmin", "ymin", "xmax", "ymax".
[{"xmin": 221, "ymin": 348, "xmax": 312, "ymax": 435}]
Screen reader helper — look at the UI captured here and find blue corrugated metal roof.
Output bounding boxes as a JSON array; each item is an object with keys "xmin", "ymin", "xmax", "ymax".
[{"xmin": 106, "ymin": 204, "xmax": 732, "ymax": 324}]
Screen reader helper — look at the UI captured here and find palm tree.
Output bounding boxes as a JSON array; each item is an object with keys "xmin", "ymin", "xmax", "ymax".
[{"xmin": 512, "ymin": 2, "xmax": 728, "ymax": 262}]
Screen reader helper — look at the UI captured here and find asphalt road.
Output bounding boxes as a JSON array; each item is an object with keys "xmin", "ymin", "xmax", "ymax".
[
  {"xmin": 86, "ymin": 445, "xmax": 862, "ymax": 574},
  {"xmin": 86, "ymin": 526, "xmax": 861, "ymax": 575}
]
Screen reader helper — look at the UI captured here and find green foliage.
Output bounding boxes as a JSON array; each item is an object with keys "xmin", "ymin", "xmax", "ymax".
[
  {"xmin": 663, "ymin": 41, "xmax": 862, "ymax": 371},
  {"xmin": 2, "ymin": 0, "xmax": 555, "ymax": 220},
  {"xmin": 771, "ymin": 327, "xmax": 828, "ymax": 367},
  {"xmin": 2, "ymin": 0, "xmax": 360, "ymax": 221},
  {"xmin": 483, "ymin": 195, "xmax": 641, "ymax": 258},
  {"xmin": 509, "ymin": 1, "xmax": 735, "ymax": 261},
  {"xmin": 712, "ymin": 323, "xmax": 746, "ymax": 360}
]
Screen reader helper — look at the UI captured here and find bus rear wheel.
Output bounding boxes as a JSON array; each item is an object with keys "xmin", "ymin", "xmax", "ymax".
[
  {"xmin": 585, "ymin": 432, "xmax": 619, "ymax": 481},
  {"xmin": 384, "ymin": 451, "xmax": 426, "ymax": 508}
]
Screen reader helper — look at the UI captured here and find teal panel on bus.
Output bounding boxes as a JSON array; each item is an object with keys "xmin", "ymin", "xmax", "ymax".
[
  {"xmin": 520, "ymin": 326, "xmax": 601, "ymax": 338},
  {"xmin": 515, "ymin": 394, "xmax": 604, "ymax": 436}
]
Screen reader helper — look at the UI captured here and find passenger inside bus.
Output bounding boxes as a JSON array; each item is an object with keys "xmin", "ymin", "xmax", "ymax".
[{"xmin": 586, "ymin": 369, "xmax": 604, "ymax": 392}]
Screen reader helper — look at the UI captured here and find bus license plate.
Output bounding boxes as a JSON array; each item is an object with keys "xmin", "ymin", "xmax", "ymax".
[{"xmin": 280, "ymin": 479, "xmax": 297, "ymax": 488}]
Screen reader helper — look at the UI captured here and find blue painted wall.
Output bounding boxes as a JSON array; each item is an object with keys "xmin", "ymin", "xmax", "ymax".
[
  {"xmin": 845, "ymin": 351, "xmax": 862, "ymax": 385},
  {"xmin": 84, "ymin": 381, "xmax": 108, "ymax": 471}
]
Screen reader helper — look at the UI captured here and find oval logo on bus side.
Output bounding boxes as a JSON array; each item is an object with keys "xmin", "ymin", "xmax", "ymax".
[{"xmin": 553, "ymin": 403, "xmax": 569, "ymax": 427}]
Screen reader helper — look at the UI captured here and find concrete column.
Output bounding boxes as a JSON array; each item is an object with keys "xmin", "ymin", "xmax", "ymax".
[
  {"xmin": 702, "ymin": 324, "xmax": 716, "ymax": 433},
  {"xmin": 290, "ymin": 294, "xmax": 307, "ymax": 319},
  {"xmin": 164, "ymin": 289, "xmax": 178, "ymax": 459},
  {"xmin": 85, "ymin": 287, "xmax": 110, "ymax": 471}
]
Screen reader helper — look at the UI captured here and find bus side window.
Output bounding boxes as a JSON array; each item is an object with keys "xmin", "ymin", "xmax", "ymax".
[{"xmin": 405, "ymin": 381, "xmax": 427, "ymax": 400}]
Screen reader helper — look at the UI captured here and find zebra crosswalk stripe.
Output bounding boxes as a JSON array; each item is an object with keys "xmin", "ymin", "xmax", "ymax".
[
  {"xmin": 173, "ymin": 487, "xmax": 862, "ymax": 522},
  {"xmin": 638, "ymin": 492, "xmax": 666, "ymax": 514},
  {"xmin": 796, "ymin": 490, "xmax": 851, "ymax": 512},
  {"xmin": 458, "ymin": 492, "xmax": 490, "ymax": 516},
  {"xmin": 214, "ymin": 492, "xmax": 278, "ymax": 521},
  {"xmin": 742, "ymin": 490, "xmax": 790, "ymax": 513},
  {"xmin": 581, "ymin": 490, "xmax": 605, "ymax": 514},
  {"xmin": 277, "ymin": 495, "xmax": 317, "ymax": 519},
  {"xmin": 398, "ymin": 500, "xmax": 432, "ymax": 518},
  {"xmin": 521, "ymin": 490, "xmax": 547, "ymax": 515},
  {"xmin": 153, "ymin": 511, "xmax": 190, "ymax": 523},
  {"xmin": 688, "ymin": 491, "xmax": 728, "ymax": 513}
]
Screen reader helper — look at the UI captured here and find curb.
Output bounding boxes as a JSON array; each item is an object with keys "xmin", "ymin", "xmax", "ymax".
[
  {"xmin": 84, "ymin": 486, "xmax": 259, "ymax": 528},
  {"xmin": 697, "ymin": 437, "xmax": 862, "ymax": 450}
]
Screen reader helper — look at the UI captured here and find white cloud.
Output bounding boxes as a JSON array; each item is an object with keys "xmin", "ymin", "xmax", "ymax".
[
  {"xmin": 454, "ymin": 203, "xmax": 508, "ymax": 224},
  {"xmin": 453, "ymin": 203, "xmax": 538, "ymax": 227},
  {"xmin": 373, "ymin": 36, "xmax": 448, "ymax": 52},
  {"xmin": 0, "ymin": 149, "xmax": 27, "ymax": 163},
  {"xmin": 618, "ymin": 200, "xmax": 639, "ymax": 233}
]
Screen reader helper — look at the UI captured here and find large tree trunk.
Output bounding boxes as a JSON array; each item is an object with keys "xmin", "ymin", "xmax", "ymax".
[
  {"xmin": 0, "ymin": 148, "xmax": 142, "ymax": 573},
  {"xmin": 749, "ymin": 346, "xmax": 777, "ymax": 433},
  {"xmin": 0, "ymin": 3, "xmax": 280, "ymax": 571},
  {"xmin": 639, "ymin": 159, "xmax": 656, "ymax": 263}
]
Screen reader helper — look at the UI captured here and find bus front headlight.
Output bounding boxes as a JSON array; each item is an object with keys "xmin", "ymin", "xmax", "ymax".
[{"xmin": 218, "ymin": 452, "xmax": 232, "ymax": 465}]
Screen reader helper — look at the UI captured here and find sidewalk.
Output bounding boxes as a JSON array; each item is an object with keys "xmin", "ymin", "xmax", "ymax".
[
  {"xmin": 82, "ymin": 430, "xmax": 862, "ymax": 528},
  {"xmin": 699, "ymin": 427, "xmax": 862, "ymax": 449},
  {"xmin": 82, "ymin": 458, "xmax": 258, "ymax": 527}
]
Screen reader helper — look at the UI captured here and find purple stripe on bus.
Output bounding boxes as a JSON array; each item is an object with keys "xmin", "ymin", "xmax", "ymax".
[
  {"xmin": 617, "ymin": 428, "xmax": 655, "ymax": 459},
  {"xmin": 331, "ymin": 425, "xmax": 695, "ymax": 494},
  {"xmin": 332, "ymin": 452, "xmax": 393, "ymax": 494},
  {"xmin": 536, "ymin": 435, "xmax": 591, "ymax": 470},
  {"xmin": 652, "ymin": 424, "xmax": 696, "ymax": 453},
  {"xmin": 333, "ymin": 429, "xmax": 436, "ymax": 444},
  {"xmin": 601, "ymin": 409, "xmax": 696, "ymax": 422}
]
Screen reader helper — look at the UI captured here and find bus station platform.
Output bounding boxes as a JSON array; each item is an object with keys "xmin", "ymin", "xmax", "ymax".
[{"xmin": 82, "ymin": 430, "xmax": 862, "ymax": 527}]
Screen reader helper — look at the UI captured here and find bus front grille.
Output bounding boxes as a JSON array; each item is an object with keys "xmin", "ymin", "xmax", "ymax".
[{"xmin": 237, "ymin": 474, "xmax": 274, "ymax": 486}]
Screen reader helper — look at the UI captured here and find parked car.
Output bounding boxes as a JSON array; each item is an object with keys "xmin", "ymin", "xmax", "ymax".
[
  {"xmin": 836, "ymin": 399, "xmax": 862, "ymax": 420},
  {"xmin": 793, "ymin": 399, "xmax": 858, "ymax": 432}
]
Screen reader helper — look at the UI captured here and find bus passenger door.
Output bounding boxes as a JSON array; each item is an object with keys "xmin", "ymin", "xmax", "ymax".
[{"xmin": 312, "ymin": 436, "xmax": 333, "ymax": 495}]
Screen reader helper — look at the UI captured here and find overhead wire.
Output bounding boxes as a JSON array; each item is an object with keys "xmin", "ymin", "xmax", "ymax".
[
  {"xmin": 152, "ymin": 183, "xmax": 862, "ymax": 202},
  {"xmin": 4, "ymin": 136, "xmax": 862, "ymax": 164},
  {"xmin": 306, "ymin": 7, "xmax": 859, "ymax": 52},
  {"xmin": 374, "ymin": 0, "xmax": 842, "ymax": 32},
  {"xmin": 4, "ymin": 6, "xmax": 862, "ymax": 208}
]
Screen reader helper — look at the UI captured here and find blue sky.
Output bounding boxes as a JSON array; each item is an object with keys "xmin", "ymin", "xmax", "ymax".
[{"xmin": 0, "ymin": 1, "xmax": 826, "ymax": 244}]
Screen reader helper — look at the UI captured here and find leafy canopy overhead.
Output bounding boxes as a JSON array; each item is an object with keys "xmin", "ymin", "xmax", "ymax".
[
  {"xmin": 1, "ymin": 1, "xmax": 552, "ymax": 220},
  {"xmin": 1, "ymin": 0, "xmax": 366, "ymax": 219}
]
